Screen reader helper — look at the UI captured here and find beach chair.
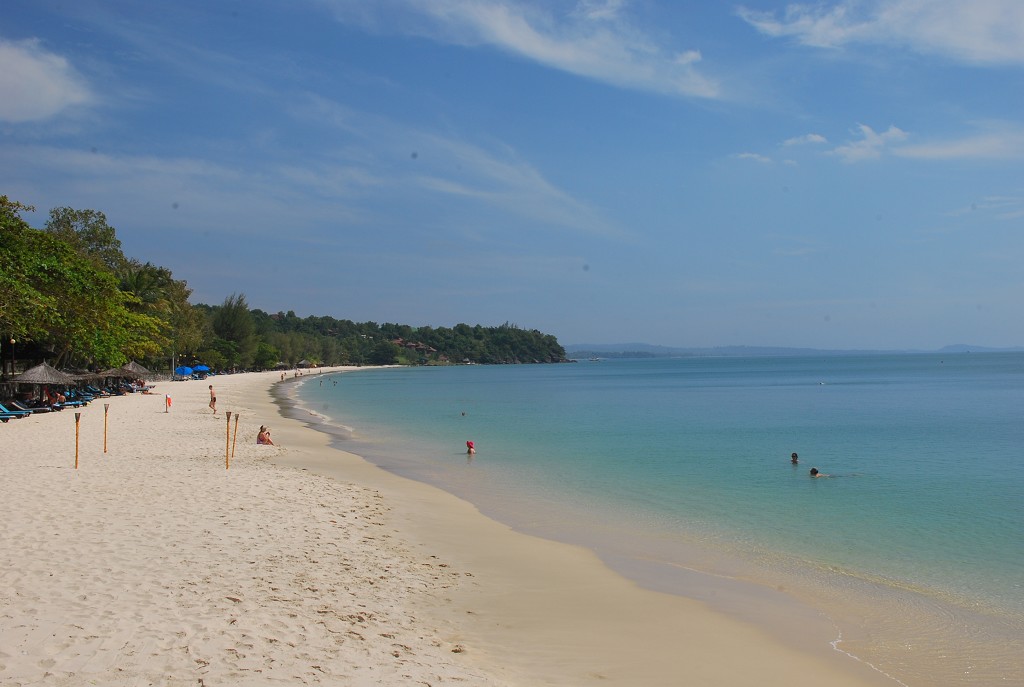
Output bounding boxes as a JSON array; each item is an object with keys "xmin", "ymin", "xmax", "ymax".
[
  {"xmin": 7, "ymin": 400, "xmax": 53, "ymax": 413},
  {"xmin": 61, "ymin": 390, "xmax": 90, "ymax": 406},
  {"xmin": 0, "ymin": 403, "xmax": 32, "ymax": 418}
]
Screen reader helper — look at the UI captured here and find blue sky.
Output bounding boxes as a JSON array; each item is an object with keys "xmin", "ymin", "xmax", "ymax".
[{"xmin": 3, "ymin": 0, "xmax": 1023, "ymax": 349}]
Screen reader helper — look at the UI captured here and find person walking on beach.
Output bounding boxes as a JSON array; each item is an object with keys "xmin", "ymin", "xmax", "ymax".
[{"xmin": 209, "ymin": 385, "xmax": 217, "ymax": 415}]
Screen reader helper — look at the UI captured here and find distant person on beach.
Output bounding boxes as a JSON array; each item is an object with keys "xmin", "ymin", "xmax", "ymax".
[
  {"xmin": 809, "ymin": 467, "xmax": 828, "ymax": 478},
  {"xmin": 257, "ymin": 426, "xmax": 275, "ymax": 445},
  {"xmin": 791, "ymin": 452, "xmax": 799, "ymax": 464},
  {"xmin": 209, "ymin": 385, "xmax": 216, "ymax": 415},
  {"xmin": 466, "ymin": 440, "xmax": 475, "ymax": 455}
]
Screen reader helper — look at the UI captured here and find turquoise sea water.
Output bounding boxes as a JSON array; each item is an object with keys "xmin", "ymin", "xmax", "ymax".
[{"xmin": 289, "ymin": 353, "xmax": 1024, "ymax": 685}]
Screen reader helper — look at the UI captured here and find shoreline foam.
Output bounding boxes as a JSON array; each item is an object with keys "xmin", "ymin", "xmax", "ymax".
[{"xmin": 0, "ymin": 368, "xmax": 896, "ymax": 685}]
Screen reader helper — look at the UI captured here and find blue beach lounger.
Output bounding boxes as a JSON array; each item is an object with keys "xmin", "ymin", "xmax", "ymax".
[
  {"xmin": 0, "ymin": 403, "xmax": 32, "ymax": 418},
  {"xmin": 7, "ymin": 400, "xmax": 52, "ymax": 413}
]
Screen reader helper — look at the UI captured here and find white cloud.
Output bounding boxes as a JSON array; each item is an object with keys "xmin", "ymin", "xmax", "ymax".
[
  {"xmin": 290, "ymin": 93, "xmax": 627, "ymax": 238},
  {"xmin": 319, "ymin": 0, "xmax": 720, "ymax": 98},
  {"xmin": 830, "ymin": 123, "xmax": 907, "ymax": 162},
  {"xmin": 738, "ymin": 0, "xmax": 1024, "ymax": 66},
  {"xmin": 895, "ymin": 125, "xmax": 1024, "ymax": 160},
  {"xmin": 735, "ymin": 152, "xmax": 772, "ymax": 163},
  {"xmin": 413, "ymin": 133, "xmax": 628, "ymax": 238},
  {"xmin": 783, "ymin": 133, "xmax": 827, "ymax": 146},
  {"xmin": 0, "ymin": 39, "xmax": 92, "ymax": 122}
]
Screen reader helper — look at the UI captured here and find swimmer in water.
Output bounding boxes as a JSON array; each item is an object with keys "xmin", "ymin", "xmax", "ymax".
[
  {"xmin": 809, "ymin": 467, "xmax": 829, "ymax": 478},
  {"xmin": 791, "ymin": 452, "xmax": 799, "ymax": 464},
  {"xmin": 466, "ymin": 440, "xmax": 475, "ymax": 455}
]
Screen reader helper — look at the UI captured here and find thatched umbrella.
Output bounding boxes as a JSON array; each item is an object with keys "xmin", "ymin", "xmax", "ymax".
[
  {"xmin": 14, "ymin": 362, "xmax": 76, "ymax": 386},
  {"xmin": 103, "ymin": 362, "xmax": 149, "ymax": 379},
  {"xmin": 121, "ymin": 360, "xmax": 151, "ymax": 376}
]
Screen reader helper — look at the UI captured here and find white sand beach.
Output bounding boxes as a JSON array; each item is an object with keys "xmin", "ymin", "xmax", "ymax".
[{"xmin": 0, "ymin": 369, "xmax": 897, "ymax": 686}]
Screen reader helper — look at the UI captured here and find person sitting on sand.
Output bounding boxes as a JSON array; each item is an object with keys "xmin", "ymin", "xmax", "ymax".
[{"xmin": 257, "ymin": 425, "xmax": 275, "ymax": 445}]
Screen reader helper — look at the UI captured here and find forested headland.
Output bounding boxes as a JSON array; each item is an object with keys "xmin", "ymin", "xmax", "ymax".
[{"xmin": 1, "ymin": 196, "xmax": 568, "ymax": 374}]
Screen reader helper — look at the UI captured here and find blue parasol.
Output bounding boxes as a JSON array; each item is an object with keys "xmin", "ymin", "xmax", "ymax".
[
  {"xmin": 174, "ymin": 366, "xmax": 193, "ymax": 376},
  {"xmin": 193, "ymin": 364, "xmax": 210, "ymax": 372}
]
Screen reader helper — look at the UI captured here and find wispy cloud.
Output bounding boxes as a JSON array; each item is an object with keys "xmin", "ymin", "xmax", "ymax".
[
  {"xmin": 739, "ymin": 122, "xmax": 1024, "ymax": 166},
  {"xmin": 783, "ymin": 133, "xmax": 827, "ymax": 146},
  {"xmin": 895, "ymin": 123, "xmax": 1024, "ymax": 160},
  {"xmin": 0, "ymin": 144, "xmax": 311, "ymax": 233},
  {"xmin": 0, "ymin": 39, "xmax": 93, "ymax": 122},
  {"xmin": 734, "ymin": 152, "xmax": 772, "ymax": 163},
  {"xmin": 420, "ymin": 135, "xmax": 627, "ymax": 238},
  {"xmin": 830, "ymin": 123, "xmax": 907, "ymax": 162},
  {"xmin": 318, "ymin": 0, "xmax": 720, "ymax": 98},
  {"xmin": 738, "ymin": 0, "xmax": 1024, "ymax": 66},
  {"xmin": 291, "ymin": 93, "xmax": 627, "ymax": 238}
]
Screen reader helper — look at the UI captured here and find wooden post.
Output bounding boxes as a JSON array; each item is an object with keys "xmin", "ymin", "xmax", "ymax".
[
  {"xmin": 225, "ymin": 411, "xmax": 233, "ymax": 470},
  {"xmin": 74, "ymin": 412, "xmax": 81, "ymax": 469},
  {"xmin": 103, "ymin": 403, "xmax": 110, "ymax": 453},
  {"xmin": 231, "ymin": 413, "xmax": 240, "ymax": 459}
]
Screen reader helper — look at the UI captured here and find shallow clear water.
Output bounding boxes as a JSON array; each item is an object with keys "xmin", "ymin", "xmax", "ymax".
[{"xmin": 293, "ymin": 353, "xmax": 1024, "ymax": 685}]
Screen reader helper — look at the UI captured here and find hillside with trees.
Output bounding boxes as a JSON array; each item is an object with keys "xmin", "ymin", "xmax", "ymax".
[{"xmin": 1, "ymin": 196, "xmax": 567, "ymax": 375}]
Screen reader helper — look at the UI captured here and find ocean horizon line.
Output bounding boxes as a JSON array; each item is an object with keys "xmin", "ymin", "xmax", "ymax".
[{"xmin": 565, "ymin": 342, "xmax": 1024, "ymax": 357}]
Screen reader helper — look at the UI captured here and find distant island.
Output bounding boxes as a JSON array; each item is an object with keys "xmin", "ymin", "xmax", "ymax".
[{"xmin": 566, "ymin": 343, "xmax": 1024, "ymax": 359}]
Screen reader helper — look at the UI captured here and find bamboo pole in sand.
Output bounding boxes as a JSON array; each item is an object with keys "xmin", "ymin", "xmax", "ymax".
[
  {"xmin": 225, "ymin": 411, "xmax": 233, "ymax": 470},
  {"xmin": 74, "ymin": 412, "xmax": 81, "ymax": 469}
]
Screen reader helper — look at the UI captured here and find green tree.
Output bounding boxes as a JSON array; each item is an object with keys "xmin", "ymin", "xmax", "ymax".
[
  {"xmin": 369, "ymin": 340, "xmax": 400, "ymax": 365},
  {"xmin": 1, "ymin": 207, "xmax": 162, "ymax": 368},
  {"xmin": 0, "ymin": 196, "xmax": 52, "ymax": 341},
  {"xmin": 195, "ymin": 347, "xmax": 227, "ymax": 371},
  {"xmin": 117, "ymin": 260, "xmax": 203, "ymax": 369},
  {"xmin": 210, "ymin": 293, "xmax": 257, "ymax": 368},
  {"xmin": 253, "ymin": 341, "xmax": 281, "ymax": 370},
  {"xmin": 45, "ymin": 206, "xmax": 127, "ymax": 273}
]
